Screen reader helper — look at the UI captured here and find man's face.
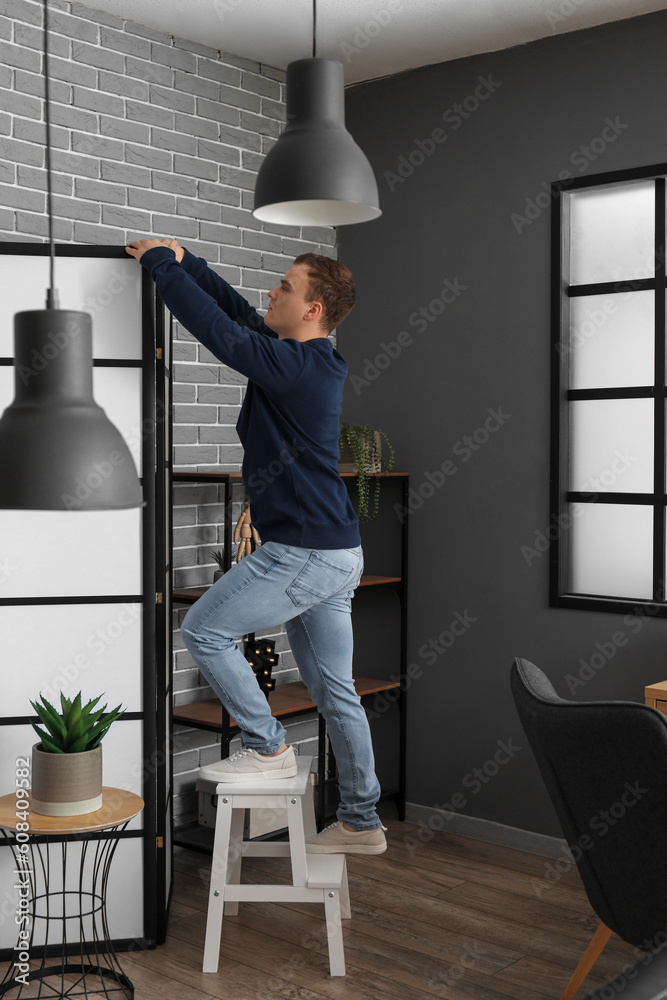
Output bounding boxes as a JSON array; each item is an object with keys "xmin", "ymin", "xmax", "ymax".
[{"xmin": 265, "ymin": 264, "xmax": 320, "ymax": 338}]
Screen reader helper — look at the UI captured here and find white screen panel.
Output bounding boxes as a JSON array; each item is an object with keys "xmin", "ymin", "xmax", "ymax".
[
  {"xmin": 0, "ymin": 365, "xmax": 12, "ymax": 413},
  {"xmin": 569, "ymin": 503, "xmax": 653, "ymax": 598},
  {"xmin": 0, "ymin": 604, "xmax": 142, "ymax": 716},
  {"xmin": 165, "ymin": 796, "xmax": 172, "ymax": 897},
  {"xmin": 569, "ymin": 291, "xmax": 654, "ymax": 389},
  {"xmin": 0, "ymin": 256, "xmax": 142, "ymax": 360},
  {"xmin": 106, "ymin": 836, "xmax": 144, "ymax": 939},
  {"xmin": 0, "ymin": 365, "xmax": 143, "ymax": 476},
  {"xmin": 102, "ymin": 720, "xmax": 145, "ymax": 810},
  {"xmin": 0, "ymin": 509, "xmax": 142, "ymax": 597},
  {"xmin": 0, "ymin": 726, "xmax": 35, "ymax": 794},
  {"xmin": 569, "ymin": 180, "xmax": 655, "ymax": 285},
  {"xmin": 93, "ymin": 366, "xmax": 143, "ymax": 475},
  {"xmin": 0, "ymin": 841, "xmax": 24, "ymax": 950},
  {"xmin": 570, "ymin": 398, "xmax": 654, "ymax": 493},
  {"xmin": 0, "ymin": 829, "xmax": 144, "ymax": 950}
]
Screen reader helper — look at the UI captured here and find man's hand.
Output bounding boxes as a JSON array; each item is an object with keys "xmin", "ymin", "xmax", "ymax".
[{"xmin": 125, "ymin": 237, "xmax": 185, "ymax": 263}]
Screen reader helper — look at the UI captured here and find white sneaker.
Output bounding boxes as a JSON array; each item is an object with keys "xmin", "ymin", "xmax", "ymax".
[{"xmin": 199, "ymin": 745, "xmax": 298, "ymax": 783}]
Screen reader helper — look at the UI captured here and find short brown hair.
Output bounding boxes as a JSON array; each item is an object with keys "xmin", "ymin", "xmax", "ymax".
[{"xmin": 293, "ymin": 253, "xmax": 356, "ymax": 332}]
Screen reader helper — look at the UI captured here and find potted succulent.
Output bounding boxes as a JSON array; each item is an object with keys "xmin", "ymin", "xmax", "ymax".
[
  {"xmin": 29, "ymin": 692, "xmax": 125, "ymax": 817},
  {"xmin": 339, "ymin": 423, "xmax": 395, "ymax": 521},
  {"xmin": 211, "ymin": 549, "xmax": 225, "ymax": 582}
]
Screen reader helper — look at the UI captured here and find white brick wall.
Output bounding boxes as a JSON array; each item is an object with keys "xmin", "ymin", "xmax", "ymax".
[{"xmin": 1, "ymin": 0, "xmax": 330, "ymax": 825}]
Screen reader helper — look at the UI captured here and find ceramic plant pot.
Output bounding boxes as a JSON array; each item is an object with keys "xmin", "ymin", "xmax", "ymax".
[
  {"xmin": 338, "ymin": 430, "xmax": 382, "ymax": 473},
  {"xmin": 30, "ymin": 742, "xmax": 103, "ymax": 817}
]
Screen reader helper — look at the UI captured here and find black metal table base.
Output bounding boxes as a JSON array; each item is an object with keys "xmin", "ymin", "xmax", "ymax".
[
  {"xmin": 3, "ymin": 963, "xmax": 134, "ymax": 999},
  {"xmin": 0, "ymin": 825, "xmax": 134, "ymax": 999}
]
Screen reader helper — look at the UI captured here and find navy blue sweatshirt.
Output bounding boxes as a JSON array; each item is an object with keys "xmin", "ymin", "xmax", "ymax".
[{"xmin": 139, "ymin": 245, "xmax": 360, "ymax": 549}]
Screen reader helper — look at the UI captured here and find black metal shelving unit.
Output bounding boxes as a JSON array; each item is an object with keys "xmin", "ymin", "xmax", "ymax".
[{"xmin": 169, "ymin": 471, "xmax": 409, "ymax": 852}]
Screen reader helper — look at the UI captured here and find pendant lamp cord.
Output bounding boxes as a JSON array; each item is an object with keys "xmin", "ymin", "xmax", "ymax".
[
  {"xmin": 312, "ymin": 0, "xmax": 317, "ymax": 57},
  {"xmin": 43, "ymin": 0, "xmax": 58, "ymax": 310}
]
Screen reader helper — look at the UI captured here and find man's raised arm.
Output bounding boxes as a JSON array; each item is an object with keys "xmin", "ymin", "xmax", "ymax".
[
  {"xmin": 148, "ymin": 238, "xmax": 276, "ymax": 339},
  {"xmin": 130, "ymin": 244, "xmax": 305, "ymax": 394}
]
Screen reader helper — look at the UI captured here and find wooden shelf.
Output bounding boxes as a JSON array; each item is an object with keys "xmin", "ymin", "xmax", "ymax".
[
  {"xmin": 173, "ymin": 677, "xmax": 399, "ymax": 731},
  {"xmin": 173, "ymin": 573, "xmax": 401, "ymax": 604},
  {"xmin": 172, "ymin": 471, "xmax": 243, "ymax": 481},
  {"xmin": 172, "ymin": 471, "xmax": 408, "ymax": 481}
]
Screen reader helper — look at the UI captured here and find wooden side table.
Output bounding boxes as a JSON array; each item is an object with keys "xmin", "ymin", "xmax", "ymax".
[
  {"xmin": 0, "ymin": 787, "xmax": 144, "ymax": 999},
  {"xmin": 645, "ymin": 680, "xmax": 667, "ymax": 717}
]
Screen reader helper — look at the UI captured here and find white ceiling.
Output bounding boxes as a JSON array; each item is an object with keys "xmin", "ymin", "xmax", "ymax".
[{"xmin": 76, "ymin": 0, "xmax": 667, "ymax": 86}]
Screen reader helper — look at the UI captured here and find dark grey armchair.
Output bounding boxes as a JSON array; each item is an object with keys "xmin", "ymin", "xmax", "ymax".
[{"xmin": 510, "ymin": 657, "xmax": 667, "ymax": 1000}]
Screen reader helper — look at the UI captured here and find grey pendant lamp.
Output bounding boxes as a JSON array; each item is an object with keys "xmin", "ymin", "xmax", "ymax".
[
  {"xmin": 252, "ymin": 0, "xmax": 381, "ymax": 227},
  {"xmin": 0, "ymin": 0, "xmax": 143, "ymax": 510}
]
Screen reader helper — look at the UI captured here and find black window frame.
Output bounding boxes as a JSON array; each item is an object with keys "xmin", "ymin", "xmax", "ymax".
[{"xmin": 551, "ymin": 161, "xmax": 667, "ymax": 616}]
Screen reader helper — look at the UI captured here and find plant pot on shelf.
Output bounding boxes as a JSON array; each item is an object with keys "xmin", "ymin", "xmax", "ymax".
[
  {"xmin": 211, "ymin": 549, "xmax": 225, "ymax": 583},
  {"xmin": 31, "ymin": 742, "xmax": 103, "ymax": 817},
  {"xmin": 338, "ymin": 430, "xmax": 382, "ymax": 474},
  {"xmin": 338, "ymin": 423, "xmax": 395, "ymax": 521}
]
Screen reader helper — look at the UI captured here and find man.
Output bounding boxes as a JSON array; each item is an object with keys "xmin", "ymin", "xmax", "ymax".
[{"xmin": 125, "ymin": 237, "xmax": 386, "ymax": 854}]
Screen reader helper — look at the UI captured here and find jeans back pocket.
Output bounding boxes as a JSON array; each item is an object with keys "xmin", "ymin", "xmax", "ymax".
[{"xmin": 286, "ymin": 549, "xmax": 363, "ymax": 608}]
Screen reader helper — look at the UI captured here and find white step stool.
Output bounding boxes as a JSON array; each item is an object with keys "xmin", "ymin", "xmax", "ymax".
[{"xmin": 196, "ymin": 755, "xmax": 350, "ymax": 977}]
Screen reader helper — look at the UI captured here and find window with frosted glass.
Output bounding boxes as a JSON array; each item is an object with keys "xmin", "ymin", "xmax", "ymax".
[{"xmin": 552, "ymin": 167, "xmax": 667, "ymax": 613}]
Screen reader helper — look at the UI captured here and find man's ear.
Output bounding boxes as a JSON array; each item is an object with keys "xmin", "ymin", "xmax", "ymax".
[{"xmin": 305, "ymin": 301, "xmax": 324, "ymax": 323}]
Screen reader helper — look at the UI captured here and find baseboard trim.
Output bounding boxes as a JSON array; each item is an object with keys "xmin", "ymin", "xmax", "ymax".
[{"xmin": 404, "ymin": 801, "xmax": 569, "ymax": 859}]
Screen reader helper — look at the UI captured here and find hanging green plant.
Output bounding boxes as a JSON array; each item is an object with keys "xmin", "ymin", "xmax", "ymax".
[{"xmin": 339, "ymin": 423, "xmax": 395, "ymax": 521}]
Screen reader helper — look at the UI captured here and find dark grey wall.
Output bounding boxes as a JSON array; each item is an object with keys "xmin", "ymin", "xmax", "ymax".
[{"xmin": 340, "ymin": 10, "xmax": 667, "ymax": 838}]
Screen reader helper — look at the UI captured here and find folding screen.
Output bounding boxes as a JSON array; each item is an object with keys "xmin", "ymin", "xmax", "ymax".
[{"xmin": 0, "ymin": 243, "xmax": 172, "ymax": 956}]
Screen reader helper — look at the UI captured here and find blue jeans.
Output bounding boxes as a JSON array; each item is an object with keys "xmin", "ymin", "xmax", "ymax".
[{"xmin": 180, "ymin": 541, "xmax": 382, "ymax": 830}]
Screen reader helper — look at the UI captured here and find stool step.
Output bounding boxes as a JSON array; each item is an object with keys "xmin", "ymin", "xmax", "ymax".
[
  {"xmin": 196, "ymin": 755, "xmax": 312, "ymax": 796},
  {"xmin": 307, "ymin": 853, "xmax": 346, "ymax": 888}
]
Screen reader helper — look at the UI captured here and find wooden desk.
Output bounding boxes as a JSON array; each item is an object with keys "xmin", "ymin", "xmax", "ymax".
[{"xmin": 644, "ymin": 680, "xmax": 667, "ymax": 717}]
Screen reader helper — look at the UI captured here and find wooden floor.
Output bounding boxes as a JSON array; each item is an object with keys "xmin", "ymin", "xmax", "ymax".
[{"xmin": 1, "ymin": 817, "xmax": 640, "ymax": 999}]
